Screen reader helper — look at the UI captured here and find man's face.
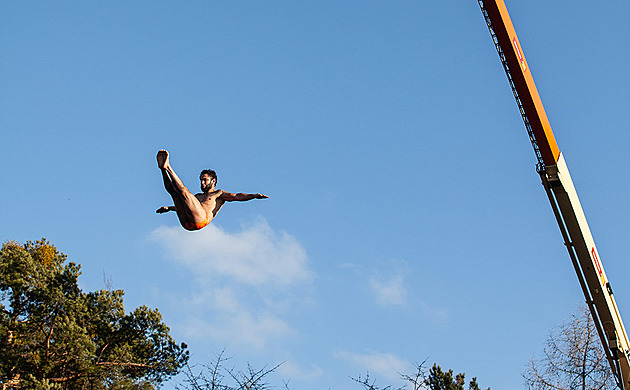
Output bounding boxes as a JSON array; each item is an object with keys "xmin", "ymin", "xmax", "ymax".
[{"xmin": 200, "ymin": 174, "xmax": 215, "ymax": 192}]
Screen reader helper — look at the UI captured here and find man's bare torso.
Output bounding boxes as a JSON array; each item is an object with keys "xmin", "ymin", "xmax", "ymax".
[{"xmin": 195, "ymin": 190, "xmax": 226, "ymax": 220}]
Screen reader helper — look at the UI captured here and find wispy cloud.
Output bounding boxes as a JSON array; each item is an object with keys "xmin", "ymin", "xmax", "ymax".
[
  {"xmin": 369, "ymin": 273, "xmax": 407, "ymax": 306},
  {"xmin": 341, "ymin": 260, "xmax": 409, "ymax": 307},
  {"xmin": 343, "ymin": 260, "xmax": 450, "ymax": 322},
  {"xmin": 149, "ymin": 218, "xmax": 313, "ymax": 349},
  {"xmin": 335, "ymin": 350, "xmax": 413, "ymax": 382}
]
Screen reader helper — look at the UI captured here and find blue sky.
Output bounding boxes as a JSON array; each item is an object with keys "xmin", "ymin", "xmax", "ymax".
[{"xmin": 2, "ymin": 1, "xmax": 629, "ymax": 388}]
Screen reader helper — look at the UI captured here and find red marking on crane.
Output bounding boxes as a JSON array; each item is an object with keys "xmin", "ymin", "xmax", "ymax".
[
  {"xmin": 512, "ymin": 37, "xmax": 527, "ymax": 72},
  {"xmin": 592, "ymin": 247, "xmax": 603, "ymax": 276}
]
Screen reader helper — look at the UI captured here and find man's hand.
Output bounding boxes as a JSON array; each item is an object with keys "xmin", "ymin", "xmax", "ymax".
[{"xmin": 156, "ymin": 206, "xmax": 172, "ymax": 214}]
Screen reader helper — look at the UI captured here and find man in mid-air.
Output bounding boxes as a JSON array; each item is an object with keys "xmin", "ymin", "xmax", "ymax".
[{"xmin": 156, "ymin": 149, "xmax": 268, "ymax": 231}]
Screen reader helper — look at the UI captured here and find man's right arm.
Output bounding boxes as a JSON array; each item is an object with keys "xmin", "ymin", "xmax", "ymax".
[
  {"xmin": 219, "ymin": 191, "xmax": 269, "ymax": 202},
  {"xmin": 156, "ymin": 206, "xmax": 176, "ymax": 214}
]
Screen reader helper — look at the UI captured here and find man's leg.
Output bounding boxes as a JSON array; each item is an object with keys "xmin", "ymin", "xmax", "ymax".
[
  {"xmin": 157, "ymin": 150, "xmax": 188, "ymax": 195},
  {"xmin": 160, "ymin": 169, "xmax": 178, "ymax": 196},
  {"xmin": 157, "ymin": 150, "xmax": 208, "ymax": 225}
]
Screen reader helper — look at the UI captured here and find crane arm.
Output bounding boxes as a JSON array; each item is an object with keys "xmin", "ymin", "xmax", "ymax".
[
  {"xmin": 478, "ymin": 1, "xmax": 630, "ymax": 388},
  {"xmin": 479, "ymin": 0, "xmax": 559, "ymax": 168}
]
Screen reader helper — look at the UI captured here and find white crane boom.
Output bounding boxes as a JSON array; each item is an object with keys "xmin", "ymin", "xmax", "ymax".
[{"xmin": 478, "ymin": 1, "xmax": 630, "ymax": 388}]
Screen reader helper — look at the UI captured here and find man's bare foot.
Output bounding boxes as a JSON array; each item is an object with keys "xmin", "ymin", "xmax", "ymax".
[{"xmin": 157, "ymin": 150, "xmax": 170, "ymax": 169}]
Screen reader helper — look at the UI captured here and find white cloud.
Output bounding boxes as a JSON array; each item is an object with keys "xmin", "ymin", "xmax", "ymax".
[
  {"xmin": 343, "ymin": 260, "xmax": 449, "ymax": 322},
  {"xmin": 335, "ymin": 350, "xmax": 413, "ymax": 382},
  {"xmin": 369, "ymin": 273, "xmax": 407, "ymax": 306},
  {"xmin": 149, "ymin": 218, "xmax": 313, "ymax": 287},
  {"xmin": 148, "ymin": 218, "xmax": 313, "ymax": 349}
]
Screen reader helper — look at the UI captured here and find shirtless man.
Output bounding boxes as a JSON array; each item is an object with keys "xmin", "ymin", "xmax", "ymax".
[{"xmin": 156, "ymin": 149, "xmax": 268, "ymax": 231}]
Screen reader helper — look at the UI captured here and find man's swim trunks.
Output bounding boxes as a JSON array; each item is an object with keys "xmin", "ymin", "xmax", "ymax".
[{"xmin": 183, "ymin": 216, "xmax": 209, "ymax": 231}]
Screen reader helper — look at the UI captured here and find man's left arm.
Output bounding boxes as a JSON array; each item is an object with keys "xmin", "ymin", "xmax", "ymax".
[{"xmin": 219, "ymin": 191, "xmax": 269, "ymax": 202}]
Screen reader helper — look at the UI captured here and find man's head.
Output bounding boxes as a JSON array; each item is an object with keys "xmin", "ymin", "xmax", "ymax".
[{"xmin": 200, "ymin": 169, "xmax": 217, "ymax": 192}]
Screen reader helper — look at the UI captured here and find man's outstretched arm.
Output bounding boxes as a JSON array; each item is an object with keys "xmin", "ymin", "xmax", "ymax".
[
  {"xmin": 219, "ymin": 192, "xmax": 269, "ymax": 202},
  {"xmin": 156, "ymin": 206, "xmax": 176, "ymax": 213}
]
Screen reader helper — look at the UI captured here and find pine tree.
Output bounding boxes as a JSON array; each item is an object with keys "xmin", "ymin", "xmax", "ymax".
[{"xmin": 0, "ymin": 239, "xmax": 189, "ymax": 389}]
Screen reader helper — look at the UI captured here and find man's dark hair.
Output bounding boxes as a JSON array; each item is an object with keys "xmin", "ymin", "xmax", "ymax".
[{"xmin": 200, "ymin": 169, "xmax": 217, "ymax": 184}]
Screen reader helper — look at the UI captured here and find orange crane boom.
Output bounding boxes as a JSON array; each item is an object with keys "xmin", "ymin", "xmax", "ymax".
[
  {"xmin": 478, "ymin": 1, "xmax": 630, "ymax": 388},
  {"xmin": 480, "ymin": 0, "xmax": 559, "ymax": 168}
]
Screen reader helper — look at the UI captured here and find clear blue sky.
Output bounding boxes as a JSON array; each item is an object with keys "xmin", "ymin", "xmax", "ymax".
[{"xmin": 2, "ymin": 1, "xmax": 629, "ymax": 388}]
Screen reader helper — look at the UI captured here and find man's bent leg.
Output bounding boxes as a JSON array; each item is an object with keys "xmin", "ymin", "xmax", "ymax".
[
  {"xmin": 176, "ymin": 190, "xmax": 210, "ymax": 230},
  {"xmin": 158, "ymin": 150, "xmax": 179, "ymax": 196},
  {"xmin": 158, "ymin": 150, "xmax": 191, "ymax": 196},
  {"xmin": 157, "ymin": 150, "xmax": 208, "ymax": 228},
  {"xmin": 161, "ymin": 169, "xmax": 178, "ymax": 196}
]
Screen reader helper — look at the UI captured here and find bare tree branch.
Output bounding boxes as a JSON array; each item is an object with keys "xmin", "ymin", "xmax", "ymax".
[{"xmin": 523, "ymin": 306, "xmax": 616, "ymax": 390}]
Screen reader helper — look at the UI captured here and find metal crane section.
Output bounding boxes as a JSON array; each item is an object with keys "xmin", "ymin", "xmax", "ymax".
[
  {"xmin": 546, "ymin": 155, "xmax": 630, "ymax": 389},
  {"xmin": 478, "ymin": 0, "xmax": 559, "ymax": 169},
  {"xmin": 478, "ymin": 0, "xmax": 630, "ymax": 388}
]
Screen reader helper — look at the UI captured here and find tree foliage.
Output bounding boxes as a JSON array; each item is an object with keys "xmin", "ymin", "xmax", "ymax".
[
  {"xmin": 422, "ymin": 364, "xmax": 486, "ymax": 390},
  {"xmin": 523, "ymin": 306, "xmax": 616, "ymax": 390},
  {"xmin": 0, "ymin": 239, "xmax": 189, "ymax": 389},
  {"xmin": 353, "ymin": 362, "xmax": 489, "ymax": 390},
  {"xmin": 181, "ymin": 353, "xmax": 489, "ymax": 390}
]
